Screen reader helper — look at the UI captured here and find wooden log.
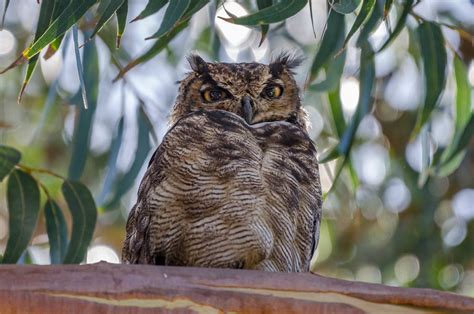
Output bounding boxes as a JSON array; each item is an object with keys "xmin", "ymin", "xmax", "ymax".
[{"xmin": 0, "ymin": 262, "xmax": 473, "ymax": 313}]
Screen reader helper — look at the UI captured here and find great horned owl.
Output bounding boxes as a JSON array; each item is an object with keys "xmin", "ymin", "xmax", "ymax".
[{"xmin": 122, "ymin": 54, "xmax": 322, "ymax": 272}]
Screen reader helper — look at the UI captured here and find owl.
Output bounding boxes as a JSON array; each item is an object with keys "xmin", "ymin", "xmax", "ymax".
[{"xmin": 122, "ymin": 54, "xmax": 322, "ymax": 272}]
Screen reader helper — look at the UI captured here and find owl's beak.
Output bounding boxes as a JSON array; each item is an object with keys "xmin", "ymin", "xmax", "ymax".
[{"xmin": 241, "ymin": 96, "xmax": 254, "ymax": 124}]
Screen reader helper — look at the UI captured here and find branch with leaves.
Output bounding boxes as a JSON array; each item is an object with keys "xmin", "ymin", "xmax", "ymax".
[{"xmin": 0, "ymin": 145, "xmax": 97, "ymax": 264}]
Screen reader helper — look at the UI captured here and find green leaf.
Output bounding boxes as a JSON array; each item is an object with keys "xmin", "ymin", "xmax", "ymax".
[
  {"xmin": 90, "ymin": 0, "xmax": 126, "ymax": 40},
  {"xmin": 453, "ymin": 56, "xmax": 472, "ymax": 129},
  {"xmin": 2, "ymin": 170, "xmax": 40, "ymax": 264},
  {"xmin": 114, "ymin": 21, "xmax": 188, "ymax": 80},
  {"xmin": 115, "ymin": 0, "xmax": 128, "ymax": 48},
  {"xmin": 384, "ymin": 0, "xmax": 393, "ymax": 18},
  {"xmin": 23, "ymin": 0, "xmax": 97, "ymax": 59},
  {"xmin": 114, "ymin": 0, "xmax": 208, "ymax": 79},
  {"xmin": 356, "ymin": 0, "xmax": 383, "ymax": 47},
  {"xmin": 62, "ymin": 180, "xmax": 97, "ymax": 264},
  {"xmin": 68, "ymin": 35, "xmax": 99, "ymax": 180},
  {"xmin": 0, "ymin": 145, "xmax": 21, "ymax": 182},
  {"xmin": 105, "ymin": 107, "xmax": 152, "ymax": 209},
  {"xmin": 0, "ymin": 0, "xmax": 96, "ymax": 74},
  {"xmin": 256, "ymin": 0, "xmax": 272, "ymax": 46},
  {"xmin": 321, "ymin": 42, "xmax": 375, "ymax": 163},
  {"xmin": 413, "ymin": 22, "xmax": 447, "ymax": 135},
  {"xmin": 43, "ymin": 0, "xmax": 72, "ymax": 60},
  {"xmin": 308, "ymin": 9, "xmax": 345, "ymax": 83},
  {"xmin": 309, "ymin": 50, "xmax": 346, "ymax": 92},
  {"xmin": 330, "ymin": 0, "xmax": 361, "ymax": 14},
  {"xmin": 1, "ymin": 0, "xmax": 10, "ymax": 29},
  {"xmin": 182, "ymin": 0, "xmax": 209, "ymax": 19},
  {"xmin": 44, "ymin": 199, "xmax": 68, "ymax": 264},
  {"xmin": 18, "ymin": 0, "xmax": 56, "ymax": 102},
  {"xmin": 72, "ymin": 26, "xmax": 88, "ymax": 110},
  {"xmin": 417, "ymin": 125, "xmax": 430, "ymax": 187},
  {"xmin": 221, "ymin": 0, "xmax": 307, "ymax": 25},
  {"xmin": 146, "ymin": 0, "xmax": 192, "ymax": 39},
  {"xmin": 376, "ymin": 0, "xmax": 413, "ymax": 53},
  {"xmin": 131, "ymin": 0, "xmax": 168, "ymax": 22},
  {"xmin": 344, "ymin": 0, "xmax": 376, "ymax": 47},
  {"xmin": 98, "ymin": 117, "xmax": 124, "ymax": 205},
  {"xmin": 328, "ymin": 85, "xmax": 347, "ymax": 137},
  {"xmin": 438, "ymin": 115, "xmax": 474, "ymax": 171},
  {"xmin": 433, "ymin": 56, "xmax": 472, "ymax": 177}
]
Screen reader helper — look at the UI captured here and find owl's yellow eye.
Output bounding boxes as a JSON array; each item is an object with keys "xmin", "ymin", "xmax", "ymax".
[
  {"xmin": 202, "ymin": 88, "xmax": 226, "ymax": 102},
  {"xmin": 263, "ymin": 85, "xmax": 283, "ymax": 99}
]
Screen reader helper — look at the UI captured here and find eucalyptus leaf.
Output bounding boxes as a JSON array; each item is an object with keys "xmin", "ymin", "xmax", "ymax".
[
  {"xmin": 344, "ymin": 0, "xmax": 376, "ymax": 47},
  {"xmin": 413, "ymin": 22, "xmax": 447, "ymax": 135},
  {"xmin": 1, "ymin": 0, "xmax": 10, "ymax": 29},
  {"xmin": 131, "ymin": 0, "xmax": 168, "ymax": 22},
  {"xmin": 43, "ymin": 0, "xmax": 72, "ymax": 60},
  {"xmin": 221, "ymin": 0, "xmax": 307, "ymax": 25},
  {"xmin": 256, "ymin": 0, "xmax": 272, "ymax": 45},
  {"xmin": 68, "ymin": 34, "xmax": 99, "ymax": 180},
  {"xmin": 0, "ymin": 145, "xmax": 21, "ymax": 182},
  {"xmin": 146, "ymin": 0, "xmax": 192, "ymax": 39},
  {"xmin": 98, "ymin": 117, "xmax": 124, "ymax": 205},
  {"xmin": 115, "ymin": 21, "xmax": 188, "ymax": 80},
  {"xmin": 309, "ymin": 50, "xmax": 346, "ymax": 92},
  {"xmin": 62, "ymin": 180, "xmax": 97, "ymax": 264},
  {"xmin": 24, "ymin": 0, "xmax": 96, "ymax": 60},
  {"xmin": 44, "ymin": 199, "xmax": 68, "ymax": 264},
  {"xmin": 384, "ymin": 0, "xmax": 393, "ymax": 18},
  {"xmin": 18, "ymin": 0, "xmax": 56, "ymax": 102},
  {"xmin": 356, "ymin": 0, "xmax": 383, "ymax": 47},
  {"xmin": 308, "ymin": 9, "xmax": 345, "ymax": 83},
  {"xmin": 116, "ymin": 0, "xmax": 128, "ymax": 48},
  {"xmin": 453, "ymin": 55, "xmax": 471, "ymax": 129},
  {"xmin": 105, "ymin": 107, "xmax": 152, "ymax": 209},
  {"xmin": 72, "ymin": 26, "xmax": 89, "ymax": 110},
  {"xmin": 2, "ymin": 170, "xmax": 40, "ymax": 264},
  {"xmin": 320, "ymin": 41, "xmax": 375, "ymax": 163},
  {"xmin": 90, "ymin": 0, "xmax": 126, "ymax": 40},
  {"xmin": 330, "ymin": 0, "xmax": 361, "ymax": 14},
  {"xmin": 376, "ymin": 0, "xmax": 413, "ymax": 53}
]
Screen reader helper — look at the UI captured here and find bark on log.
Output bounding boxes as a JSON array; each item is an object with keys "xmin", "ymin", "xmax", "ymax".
[{"xmin": 0, "ymin": 263, "xmax": 473, "ymax": 313}]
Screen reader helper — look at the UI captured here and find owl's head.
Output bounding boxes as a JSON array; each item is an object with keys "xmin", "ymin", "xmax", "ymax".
[{"xmin": 170, "ymin": 54, "xmax": 307, "ymax": 130}]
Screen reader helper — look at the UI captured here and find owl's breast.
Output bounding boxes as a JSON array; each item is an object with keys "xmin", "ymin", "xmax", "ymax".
[{"xmin": 146, "ymin": 110, "xmax": 320, "ymax": 271}]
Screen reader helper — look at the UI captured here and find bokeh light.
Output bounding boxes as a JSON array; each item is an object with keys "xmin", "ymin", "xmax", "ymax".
[
  {"xmin": 356, "ymin": 264, "xmax": 382, "ymax": 284},
  {"xmin": 0, "ymin": 30, "xmax": 15, "ymax": 55},
  {"xmin": 394, "ymin": 254, "xmax": 420, "ymax": 284},
  {"xmin": 442, "ymin": 217, "xmax": 467, "ymax": 247},
  {"xmin": 452, "ymin": 189, "xmax": 474, "ymax": 221},
  {"xmin": 305, "ymin": 106, "xmax": 324, "ymax": 139},
  {"xmin": 340, "ymin": 77, "xmax": 359, "ymax": 117},
  {"xmin": 215, "ymin": 2, "xmax": 252, "ymax": 48},
  {"xmin": 86, "ymin": 245, "xmax": 120, "ymax": 264},
  {"xmin": 384, "ymin": 56, "xmax": 422, "ymax": 111},
  {"xmin": 354, "ymin": 143, "xmax": 389, "ymax": 186},
  {"xmin": 383, "ymin": 178, "xmax": 411, "ymax": 213},
  {"xmin": 439, "ymin": 264, "xmax": 463, "ymax": 290}
]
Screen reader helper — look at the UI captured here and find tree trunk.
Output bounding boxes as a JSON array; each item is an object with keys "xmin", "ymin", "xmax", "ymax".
[{"xmin": 0, "ymin": 263, "xmax": 473, "ymax": 313}]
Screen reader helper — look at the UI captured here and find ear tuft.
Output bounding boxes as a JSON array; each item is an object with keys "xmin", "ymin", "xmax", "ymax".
[
  {"xmin": 269, "ymin": 52, "xmax": 304, "ymax": 76},
  {"xmin": 187, "ymin": 54, "xmax": 209, "ymax": 74}
]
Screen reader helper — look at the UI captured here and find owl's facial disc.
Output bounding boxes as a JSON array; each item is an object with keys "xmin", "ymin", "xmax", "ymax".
[{"xmin": 171, "ymin": 54, "xmax": 307, "ymax": 129}]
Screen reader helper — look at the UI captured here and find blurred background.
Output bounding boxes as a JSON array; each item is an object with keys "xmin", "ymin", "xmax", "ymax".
[{"xmin": 0, "ymin": 0, "xmax": 473, "ymax": 296}]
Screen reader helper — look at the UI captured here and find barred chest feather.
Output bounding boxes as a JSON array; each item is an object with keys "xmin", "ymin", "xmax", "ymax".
[{"xmin": 123, "ymin": 110, "xmax": 322, "ymax": 272}]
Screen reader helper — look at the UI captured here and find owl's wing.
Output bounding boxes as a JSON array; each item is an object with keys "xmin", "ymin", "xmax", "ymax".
[
  {"xmin": 121, "ymin": 151, "xmax": 160, "ymax": 264},
  {"xmin": 251, "ymin": 120, "xmax": 322, "ymax": 271}
]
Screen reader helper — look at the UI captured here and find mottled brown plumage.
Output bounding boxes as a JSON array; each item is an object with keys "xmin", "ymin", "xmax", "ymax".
[{"xmin": 122, "ymin": 55, "xmax": 322, "ymax": 272}]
